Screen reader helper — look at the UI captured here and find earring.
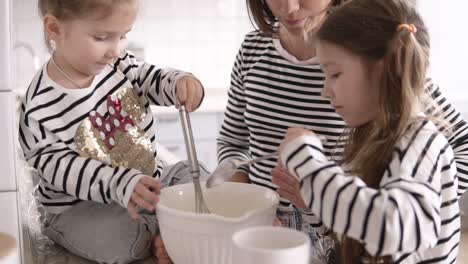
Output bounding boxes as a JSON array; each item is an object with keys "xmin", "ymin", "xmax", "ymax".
[{"xmin": 50, "ymin": 39, "xmax": 57, "ymax": 52}]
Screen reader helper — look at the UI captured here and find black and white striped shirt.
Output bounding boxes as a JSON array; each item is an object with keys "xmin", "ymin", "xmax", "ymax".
[
  {"xmin": 217, "ymin": 31, "xmax": 468, "ymax": 204},
  {"xmin": 19, "ymin": 52, "xmax": 185, "ymax": 214},
  {"xmin": 280, "ymin": 119, "xmax": 460, "ymax": 263}
]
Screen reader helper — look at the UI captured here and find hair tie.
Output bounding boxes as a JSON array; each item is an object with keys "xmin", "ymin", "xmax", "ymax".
[{"xmin": 397, "ymin": 23, "xmax": 417, "ymax": 34}]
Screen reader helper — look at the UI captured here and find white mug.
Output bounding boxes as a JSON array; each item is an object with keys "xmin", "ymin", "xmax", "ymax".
[{"xmin": 232, "ymin": 226, "xmax": 310, "ymax": 264}]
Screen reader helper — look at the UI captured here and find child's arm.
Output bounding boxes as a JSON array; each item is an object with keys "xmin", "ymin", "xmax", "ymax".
[
  {"xmin": 115, "ymin": 51, "xmax": 203, "ymax": 111},
  {"xmin": 18, "ymin": 111, "xmax": 151, "ymax": 210},
  {"xmin": 424, "ymin": 78, "xmax": 468, "ymax": 197},
  {"xmin": 279, "ymin": 126, "xmax": 454, "ymax": 257}
]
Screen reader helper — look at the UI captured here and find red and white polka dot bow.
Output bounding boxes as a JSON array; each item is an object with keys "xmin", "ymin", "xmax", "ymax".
[{"xmin": 88, "ymin": 95, "xmax": 135, "ymax": 150}]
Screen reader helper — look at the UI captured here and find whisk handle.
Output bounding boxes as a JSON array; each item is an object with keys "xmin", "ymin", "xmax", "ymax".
[{"xmin": 179, "ymin": 105, "xmax": 200, "ymax": 178}]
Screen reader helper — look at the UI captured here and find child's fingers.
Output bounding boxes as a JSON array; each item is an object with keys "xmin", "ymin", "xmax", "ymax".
[
  {"xmin": 176, "ymin": 80, "xmax": 188, "ymax": 107},
  {"xmin": 174, "ymin": 76, "xmax": 203, "ymax": 112},
  {"xmin": 271, "ymin": 167, "xmax": 296, "ymax": 186},
  {"xmin": 190, "ymin": 82, "xmax": 204, "ymax": 111},
  {"xmin": 277, "ymin": 188, "xmax": 296, "ymax": 201},
  {"xmin": 184, "ymin": 82, "xmax": 196, "ymax": 112},
  {"xmin": 280, "ymin": 128, "xmax": 314, "ymax": 150},
  {"xmin": 140, "ymin": 177, "xmax": 161, "ymax": 194},
  {"xmin": 131, "ymin": 192, "xmax": 155, "ymax": 212},
  {"xmin": 273, "ymin": 170, "xmax": 305, "ymax": 208},
  {"xmin": 127, "ymin": 201, "xmax": 139, "ymax": 220},
  {"xmin": 134, "ymin": 183, "xmax": 159, "ymax": 204},
  {"xmin": 287, "ymin": 127, "xmax": 314, "ymax": 137},
  {"xmin": 277, "ymin": 189, "xmax": 306, "ymax": 209},
  {"xmin": 276, "ymin": 186, "xmax": 298, "ymax": 201},
  {"xmin": 272, "ymin": 174, "xmax": 298, "ymax": 195},
  {"xmin": 273, "ymin": 218, "xmax": 282, "ymax": 226},
  {"xmin": 271, "ymin": 175, "xmax": 289, "ymax": 192}
]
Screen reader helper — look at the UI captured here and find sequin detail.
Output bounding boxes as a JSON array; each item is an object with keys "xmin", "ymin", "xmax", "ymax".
[{"xmin": 74, "ymin": 88, "xmax": 155, "ymax": 175}]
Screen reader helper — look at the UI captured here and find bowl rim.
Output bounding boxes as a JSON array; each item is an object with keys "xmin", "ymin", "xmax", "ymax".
[
  {"xmin": 232, "ymin": 226, "xmax": 311, "ymax": 253},
  {"xmin": 156, "ymin": 182, "xmax": 280, "ymax": 223}
]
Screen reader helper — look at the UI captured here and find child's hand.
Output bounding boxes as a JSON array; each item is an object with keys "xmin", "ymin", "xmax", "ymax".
[
  {"xmin": 154, "ymin": 235, "xmax": 173, "ymax": 263},
  {"xmin": 176, "ymin": 75, "xmax": 204, "ymax": 112},
  {"xmin": 127, "ymin": 176, "xmax": 161, "ymax": 220},
  {"xmin": 273, "ymin": 218, "xmax": 282, "ymax": 226},
  {"xmin": 272, "ymin": 164, "xmax": 307, "ymax": 209},
  {"xmin": 278, "ymin": 127, "xmax": 316, "ymax": 156}
]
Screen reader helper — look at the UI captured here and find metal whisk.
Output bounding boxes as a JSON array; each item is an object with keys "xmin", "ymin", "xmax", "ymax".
[{"xmin": 178, "ymin": 105, "xmax": 210, "ymax": 214}]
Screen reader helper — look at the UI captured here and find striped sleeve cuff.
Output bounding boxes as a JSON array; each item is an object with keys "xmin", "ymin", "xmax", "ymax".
[
  {"xmin": 280, "ymin": 135, "xmax": 327, "ymax": 170},
  {"xmin": 121, "ymin": 173, "xmax": 146, "ymax": 208}
]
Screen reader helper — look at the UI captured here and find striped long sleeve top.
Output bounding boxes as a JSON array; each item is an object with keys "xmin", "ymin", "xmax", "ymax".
[
  {"xmin": 19, "ymin": 52, "xmax": 187, "ymax": 214},
  {"xmin": 217, "ymin": 31, "xmax": 468, "ymax": 203},
  {"xmin": 280, "ymin": 119, "xmax": 460, "ymax": 263}
]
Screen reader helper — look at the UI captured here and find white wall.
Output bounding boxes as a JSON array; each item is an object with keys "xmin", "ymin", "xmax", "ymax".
[
  {"xmin": 132, "ymin": 0, "xmax": 253, "ymax": 91},
  {"xmin": 13, "ymin": 1, "xmax": 468, "ymax": 104},
  {"xmin": 418, "ymin": 1, "xmax": 468, "ymax": 113},
  {"xmin": 12, "ymin": 0, "xmax": 45, "ymax": 90}
]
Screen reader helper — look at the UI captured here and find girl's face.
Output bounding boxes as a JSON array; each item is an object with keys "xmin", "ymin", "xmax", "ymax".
[
  {"xmin": 317, "ymin": 40, "xmax": 381, "ymax": 127},
  {"xmin": 54, "ymin": 1, "xmax": 138, "ymax": 78},
  {"xmin": 265, "ymin": 0, "xmax": 331, "ymax": 33}
]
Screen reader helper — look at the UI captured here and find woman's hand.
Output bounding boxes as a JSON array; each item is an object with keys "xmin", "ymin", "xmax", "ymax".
[
  {"xmin": 127, "ymin": 176, "xmax": 161, "ymax": 220},
  {"xmin": 228, "ymin": 171, "xmax": 250, "ymax": 183},
  {"xmin": 175, "ymin": 75, "xmax": 204, "ymax": 112},
  {"xmin": 272, "ymin": 164, "xmax": 307, "ymax": 209}
]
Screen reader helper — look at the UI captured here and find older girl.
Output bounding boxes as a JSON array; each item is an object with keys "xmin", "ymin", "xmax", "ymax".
[{"xmin": 277, "ymin": 0, "xmax": 460, "ymax": 262}]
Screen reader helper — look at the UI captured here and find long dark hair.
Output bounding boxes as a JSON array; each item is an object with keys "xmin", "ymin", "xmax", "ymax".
[
  {"xmin": 246, "ymin": 0, "xmax": 348, "ymax": 36},
  {"xmin": 316, "ymin": 0, "xmax": 429, "ymax": 262}
]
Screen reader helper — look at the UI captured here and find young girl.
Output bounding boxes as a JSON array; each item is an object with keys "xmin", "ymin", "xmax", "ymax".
[
  {"xmin": 18, "ymin": 0, "xmax": 202, "ymax": 263},
  {"xmin": 275, "ymin": 0, "xmax": 460, "ymax": 262}
]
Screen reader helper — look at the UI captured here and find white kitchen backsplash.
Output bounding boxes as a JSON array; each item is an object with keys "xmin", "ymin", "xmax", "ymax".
[
  {"xmin": 12, "ymin": 0, "xmax": 468, "ymax": 106},
  {"xmin": 12, "ymin": 0, "xmax": 253, "ymax": 92},
  {"xmin": 418, "ymin": 1, "xmax": 468, "ymax": 101}
]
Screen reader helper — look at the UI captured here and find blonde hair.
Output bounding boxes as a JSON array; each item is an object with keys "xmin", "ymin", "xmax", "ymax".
[
  {"xmin": 316, "ymin": 0, "xmax": 430, "ymax": 262},
  {"xmin": 38, "ymin": 0, "xmax": 136, "ymax": 52}
]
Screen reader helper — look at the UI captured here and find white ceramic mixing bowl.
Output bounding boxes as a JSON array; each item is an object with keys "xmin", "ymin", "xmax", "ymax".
[{"xmin": 156, "ymin": 182, "xmax": 279, "ymax": 264}]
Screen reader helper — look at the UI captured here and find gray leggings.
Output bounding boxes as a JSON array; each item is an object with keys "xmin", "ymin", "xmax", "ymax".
[{"xmin": 41, "ymin": 161, "xmax": 210, "ymax": 264}]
